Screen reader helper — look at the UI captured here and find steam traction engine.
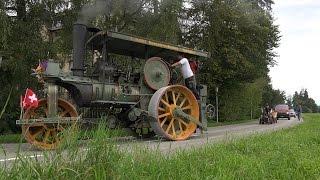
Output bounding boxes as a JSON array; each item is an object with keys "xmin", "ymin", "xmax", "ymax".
[{"xmin": 17, "ymin": 23, "xmax": 211, "ymax": 150}]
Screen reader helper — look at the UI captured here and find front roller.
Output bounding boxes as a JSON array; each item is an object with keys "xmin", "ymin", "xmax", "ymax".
[
  {"xmin": 22, "ymin": 98, "xmax": 78, "ymax": 150},
  {"xmin": 148, "ymin": 85, "xmax": 199, "ymax": 140}
]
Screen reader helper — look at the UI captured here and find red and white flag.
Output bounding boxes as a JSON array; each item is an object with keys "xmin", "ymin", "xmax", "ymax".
[{"xmin": 22, "ymin": 88, "xmax": 39, "ymax": 110}]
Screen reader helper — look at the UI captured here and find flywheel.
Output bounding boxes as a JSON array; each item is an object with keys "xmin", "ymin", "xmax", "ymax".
[
  {"xmin": 144, "ymin": 57, "xmax": 170, "ymax": 90},
  {"xmin": 148, "ymin": 85, "xmax": 199, "ymax": 140},
  {"xmin": 22, "ymin": 98, "xmax": 78, "ymax": 150}
]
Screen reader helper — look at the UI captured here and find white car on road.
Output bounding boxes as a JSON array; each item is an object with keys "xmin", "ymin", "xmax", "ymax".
[{"xmin": 289, "ymin": 109, "xmax": 296, "ymax": 118}]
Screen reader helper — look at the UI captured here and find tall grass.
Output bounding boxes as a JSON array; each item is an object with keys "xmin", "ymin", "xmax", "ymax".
[
  {"xmin": 0, "ymin": 128, "xmax": 129, "ymax": 144},
  {"xmin": 1, "ymin": 123, "xmax": 123, "ymax": 179},
  {"xmin": 1, "ymin": 114, "xmax": 320, "ymax": 179}
]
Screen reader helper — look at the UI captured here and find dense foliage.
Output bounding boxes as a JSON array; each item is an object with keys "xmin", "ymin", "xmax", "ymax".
[
  {"xmin": 262, "ymin": 82, "xmax": 286, "ymax": 107},
  {"xmin": 0, "ymin": 0, "xmax": 309, "ymax": 133},
  {"xmin": 290, "ymin": 89, "xmax": 318, "ymax": 113}
]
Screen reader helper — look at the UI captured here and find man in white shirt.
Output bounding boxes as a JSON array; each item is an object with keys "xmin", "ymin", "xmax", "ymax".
[{"xmin": 171, "ymin": 56, "xmax": 199, "ymax": 99}]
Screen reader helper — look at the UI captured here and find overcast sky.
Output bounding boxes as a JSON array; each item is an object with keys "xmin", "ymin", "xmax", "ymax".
[{"xmin": 269, "ymin": 0, "xmax": 320, "ymax": 104}]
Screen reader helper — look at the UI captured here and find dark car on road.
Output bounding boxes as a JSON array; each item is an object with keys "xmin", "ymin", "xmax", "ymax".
[{"xmin": 275, "ymin": 104, "xmax": 290, "ymax": 120}]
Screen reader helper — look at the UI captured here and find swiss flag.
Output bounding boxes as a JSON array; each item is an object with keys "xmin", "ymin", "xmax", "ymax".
[{"xmin": 22, "ymin": 88, "xmax": 39, "ymax": 110}]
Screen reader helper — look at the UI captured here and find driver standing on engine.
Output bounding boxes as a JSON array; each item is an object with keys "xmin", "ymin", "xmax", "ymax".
[{"xmin": 171, "ymin": 56, "xmax": 200, "ymax": 99}]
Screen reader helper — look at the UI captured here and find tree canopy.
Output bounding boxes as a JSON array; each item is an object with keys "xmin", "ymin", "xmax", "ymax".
[{"xmin": 292, "ymin": 89, "xmax": 318, "ymax": 113}]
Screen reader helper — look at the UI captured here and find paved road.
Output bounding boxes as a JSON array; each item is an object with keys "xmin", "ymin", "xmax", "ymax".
[
  {"xmin": 129, "ymin": 118, "xmax": 302, "ymax": 154},
  {"xmin": 0, "ymin": 118, "xmax": 302, "ymax": 164}
]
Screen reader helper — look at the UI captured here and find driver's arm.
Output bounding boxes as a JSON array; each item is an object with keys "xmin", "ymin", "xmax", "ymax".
[{"xmin": 171, "ymin": 60, "xmax": 181, "ymax": 67}]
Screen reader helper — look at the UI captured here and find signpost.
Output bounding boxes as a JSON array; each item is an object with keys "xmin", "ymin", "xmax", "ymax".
[{"xmin": 216, "ymin": 86, "xmax": 219, "ymax": 123}]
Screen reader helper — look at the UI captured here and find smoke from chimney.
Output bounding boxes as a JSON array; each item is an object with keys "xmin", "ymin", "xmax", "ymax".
[{"xmin": 78, "ymin": 0, "xmax": 112, "ymax": 24}]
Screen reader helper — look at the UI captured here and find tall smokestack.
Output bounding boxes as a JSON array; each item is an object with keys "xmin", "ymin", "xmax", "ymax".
[{"xmin": 72, "ymin": 23, "xmax": 87, "ymax": 76}]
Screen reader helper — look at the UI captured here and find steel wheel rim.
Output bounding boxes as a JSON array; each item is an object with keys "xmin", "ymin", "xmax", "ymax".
[
  {"xmin": 149, "ymin": 85, "xmax": 199, "ymax": 140},
  {"xmin": 22, "ymin": 98, "xmax": 78, "ymax": 150}
]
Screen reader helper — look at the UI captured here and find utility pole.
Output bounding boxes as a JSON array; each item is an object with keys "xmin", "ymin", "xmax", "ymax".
[
  {"xmin": 250, "ymin": 99, "xmax": 253, "ymax": 120},
  {"xmin": 216, "ymin": 86, "xmax": 219, "ymax": 123},
  {"xmin": 250, "ymin": 90, "xmax": 253, "ymax": 120}
]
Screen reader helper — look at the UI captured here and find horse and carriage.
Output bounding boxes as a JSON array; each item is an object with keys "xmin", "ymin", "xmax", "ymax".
[{"xmin": 259, "ymin": 106, "xmax": 277, "ymax": 124}]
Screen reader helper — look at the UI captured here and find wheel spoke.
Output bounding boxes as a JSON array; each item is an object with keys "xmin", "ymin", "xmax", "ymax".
[
  {"xmin": 43, "ymin": 130, "xmax": 50, "ymax": 143},
  {"xmin": 176, "ymin": 92, "xmax": 181, "ymax": 103},
  {"xmin": 172, "ymin": 91, "xmax": 176, "ymax": 105},
  {"xmin": 60, "ymin": 110, "xmax": 70, "ymax": 117},
  {"xmin": 171, "ymin": 120, "xmax": 176, "ymax": 137},
  {"xmin": 165, "ymin": 118, "xmax": 175, "ymax": 134},
  {"xmin": 165, "ymin": 92, "xmax": 169, "ymax": 102},
  {"xmin": 182, "ymin": 105, "xmax": 192, "ymax": 110},
  {"xmin": 160, "ymin": 117, "xmax": 168, "ymax": 127},
  {"xmin": 178, "ymin": 118, "xmax": 188, "ymax": 127},
  {"xmin": 158, "ymin": 112, "xmax": 171, "ymax": 119},
  {"xmin": 160, "ymin": 99, "xmax": 170, "ymax": 107},
  {"xmin": 158, "ymin": 107, "xmax": 166, "ymax": 112},
  {"xmin": 179, "ymin": 97, "xmax": 187, "ymax": 107},
  {"xmin": 178, "ymin": 120, "xmax": 183, "ymax": 132},
  {"xmin": 51, "ymin": 130, "xmax": 58, "ymax": 143}
]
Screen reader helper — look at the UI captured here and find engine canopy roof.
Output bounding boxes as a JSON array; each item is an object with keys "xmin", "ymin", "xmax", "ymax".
[{"xmin": 86, "ymin": 30, "xmax": 210, "ymax": 59}]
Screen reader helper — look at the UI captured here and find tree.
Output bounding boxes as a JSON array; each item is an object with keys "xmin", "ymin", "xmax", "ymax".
[
  {"xmin": 219, "ymin": 78, "xmax": 267, "ymax": 121},
  {"xmin": 286, "ymin": 95, "xmax": 293, "ymax": 108},
  {"xmin": 261, "ymin": 81, "xmax": 286, "ymax": 108},
  {"xmin": 183, "ymin": 0, "xmax": 280, "ymax": 120},
  {"xmin": 0, "ymin": 0, "xmax": 70, "ymax": 133},
  {"xmin": 185, "ymin": 0, "xmax": 279, "ymax": 85},
  {"xmin": 292, "ymin": 89, "xmax": 318, "ymax": 113}
]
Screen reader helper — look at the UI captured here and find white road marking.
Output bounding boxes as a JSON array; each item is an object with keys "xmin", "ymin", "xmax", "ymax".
[{"xmin": 0, "ymin": 154, "xmax": 44, "ymax": 162}]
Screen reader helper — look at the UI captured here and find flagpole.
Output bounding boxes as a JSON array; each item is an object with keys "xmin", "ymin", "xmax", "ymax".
[
  {"xmin": 20, "ymin": 88, "xmax": 28, "ymax": 119},
  {"xmin": 20, "ymin": 95, "xmax": 23, "ymax": 119}
]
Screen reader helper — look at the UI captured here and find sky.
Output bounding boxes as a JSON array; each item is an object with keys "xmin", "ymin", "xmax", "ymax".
[{"xmin": 270, "ymin": 0, "xmax": 320, "ymax": 104}]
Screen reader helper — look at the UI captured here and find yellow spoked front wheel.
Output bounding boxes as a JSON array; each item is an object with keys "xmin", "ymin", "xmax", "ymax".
[
  {"xmin": 22, "ymin": 98, "xmax": 78, "ymax": 150},
  {"xmin": 148, "ymin": 85, "xmax": 199, "ymax": 140}
]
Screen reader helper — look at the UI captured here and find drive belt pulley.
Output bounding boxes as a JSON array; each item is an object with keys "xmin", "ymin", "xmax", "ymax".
[{"xmin": 144, "ymin": 57, "xmax": 171, "ymax": 90}]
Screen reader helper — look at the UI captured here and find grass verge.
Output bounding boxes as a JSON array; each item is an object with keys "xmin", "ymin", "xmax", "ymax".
[
  {"xmin": 1, "ymin": 114, "xmax": 319, "ymax": 179},
  {"xmin": 0, "ymin": 134, "xmax": 26, "ymax": 144}
]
